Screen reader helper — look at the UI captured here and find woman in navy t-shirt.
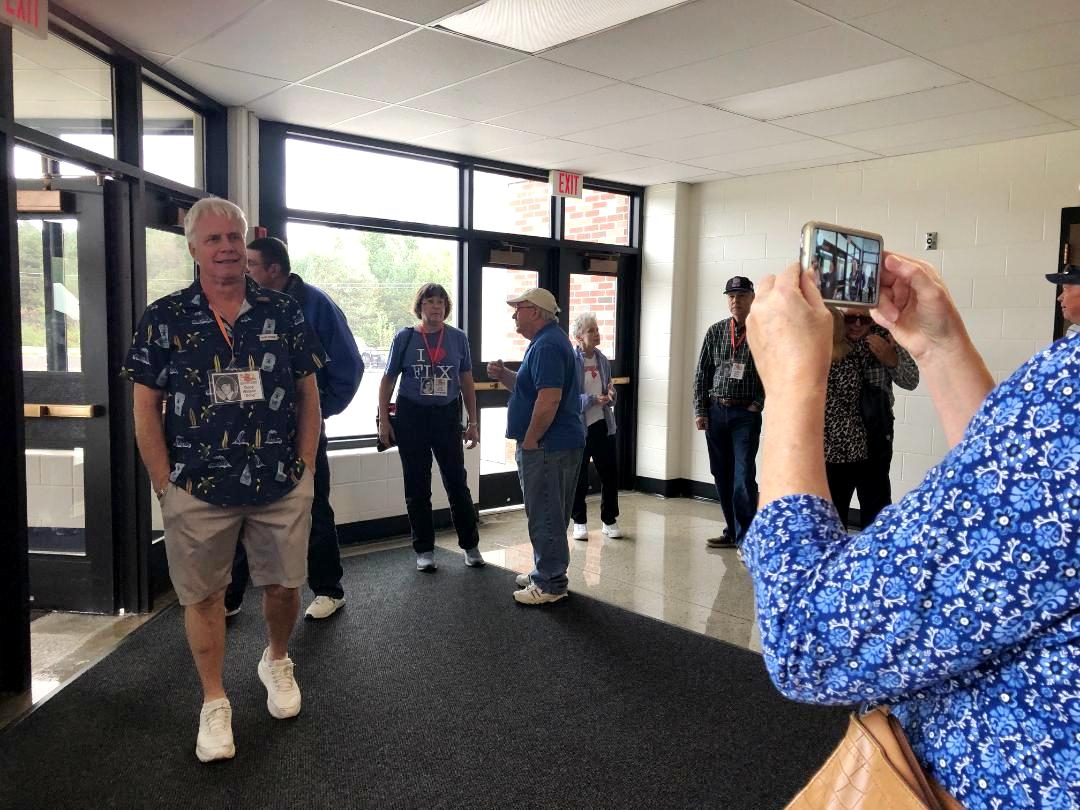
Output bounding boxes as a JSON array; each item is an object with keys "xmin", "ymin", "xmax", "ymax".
[{"xmin": 378, "ymin": 283, "xmax": 484, "ymax": 572}]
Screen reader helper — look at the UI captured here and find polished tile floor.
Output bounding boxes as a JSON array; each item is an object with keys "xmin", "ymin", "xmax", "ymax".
[{"xmin": 4, "ymin": 492, "xmax": 758, "ymax": 729}]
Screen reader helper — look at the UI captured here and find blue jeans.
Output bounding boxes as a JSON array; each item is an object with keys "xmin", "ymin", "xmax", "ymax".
[
  {"xmin": 704, "ymin": 402, "xmax": 761, "ymax": 542},
  {"xmin": 515, "ymin": 445, "xmax": 580, "ymax": 595}
]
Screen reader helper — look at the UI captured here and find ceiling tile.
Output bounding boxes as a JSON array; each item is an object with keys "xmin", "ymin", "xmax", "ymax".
[
  {"xmin": 56, "ymin": 69, "xmax": 113, "ymax": 99},
  {"xmin": 307, "ymin": 29, "xmax": 523, "ymax": 103},
  {"xmin": 776, "ymin": 83, "xmax": 1016, "ymax": 138},
  {"xmin": 13, "ymin": 70, "xmax": 108, "ymax": 103},
  {"xmin": 793, "ymin": 0, "xmax": 902, "ymax": 20},
  {"xmin": 735, "ymin": 151, "xmax": 876, "ymax": 176},
  {"xmin": 597, "ymin": 162, "xmax": 706, "ymax": 185},
  {"xmin": 333, "ymin": 0, "xmax": 478, "ymax": 24},
  {"xmin": 55, "ymin": 0, "xmax": 264, "ymax": 56},
  {"xmin": 682, "ymin": 171, "xmax": 740, "ymax": 183},
  {"xmin": 631, "ymin": 120, "xmax": 806, "ymax": 161},
  {"xmin": 875, "ymin": 122, "xmax": 1073, "ymax": 157},
  {"xmin": 687, "ymin": 139, "xmax": 876, "ymax": 173},
  {"xmin": 12, "ymin": 30, "xmax": 109, "ymax": 70},
  {"xmin": 15, "ymin": 98, "xmax": 113, "ymax": 121},
  {"xmin": 542, "ymin": 0, "xmax": 828, "ymax": 81},
  {"xmin": 924, "ymin": 21, "xmax": 1080, "ymax": 79},
  {"xmin": 334, "ymin": 107, "xmax": 469, "ymax": 142},
  {"xmin": 490, "ymin": 84, "xmax": 688, "ymax": 137},
  {"xmin": 635, "ymin": 23, "xmax": 905, "ymax": 103},
  {"xmin": 565, "ymin": 104, "xmax": 748, "ymax": 149},
  {"xmin": 715, "ymin": 58, "xmax": 962, "ymax": 120},
  {"xmin": 400, "ymin": 58, "xmax": 613, "ymax": 121},
  {"xmin": 832, "ymin": 103, "xmax": 1060, "ymax": 152},
  {"xmin": 414, "ymin": 123, "xmax": 545, "ymax": 154},
  {"xmin": 249, "ymin": 86, "xmax": 385, "ymax": 127},
  {"xmin": 161, "ymin": 59, "xmax": 288, "ymax": 106},
  {"xmin": 182, "ymin": 0, "xmax": 414, "ymax": 82},
  {"xmin": 551, "ymin": 151, "xmax": 660, "ymax": 175},
  {"xmin": 984, "ymin": 62, "xmax": 1080, "ymax": 102},
  {"xmin": 485, "ymin": 139, "xmax": 610, "ymax": 169},
  {"xmin": 1030, "ymin": 94, "xmax": 1080, "ymax": 125},
  {"xmin": 848, "ymin": 0, "xmax": 1080, "ymax": 54}
]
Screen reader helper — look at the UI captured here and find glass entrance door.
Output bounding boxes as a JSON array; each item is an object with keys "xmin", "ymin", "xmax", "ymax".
[
  {"xmin": 559, "ymin": 249, "xmax": 638, "ymax": 491},
  {"xmin": 19, "ymin": 179, "xmax": 119, "ymax": 612},
  {"xmin": 469, "ymin": 242, "xmax": 547, "ymax": 509}
]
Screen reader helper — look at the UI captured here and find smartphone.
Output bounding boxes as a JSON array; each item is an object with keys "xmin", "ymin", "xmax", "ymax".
[{"xmin": 799, "ymin": 221, "xmax": 883, "ymax": 308}]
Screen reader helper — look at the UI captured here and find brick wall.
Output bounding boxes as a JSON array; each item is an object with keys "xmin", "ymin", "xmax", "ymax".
[{"xmin": 566, "ymin": 191, "xmax": 630, "ymax": 245}]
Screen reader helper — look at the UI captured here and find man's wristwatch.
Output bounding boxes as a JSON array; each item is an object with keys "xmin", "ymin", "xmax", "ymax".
[{"xmin": 154, "ymin": 484, "xmax": 169, "ymax": 500}]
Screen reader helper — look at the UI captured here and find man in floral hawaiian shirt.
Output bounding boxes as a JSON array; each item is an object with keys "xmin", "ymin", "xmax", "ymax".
[{"xmin": 122, "ymin": 197, "xmax": 326, "ymax": 764}]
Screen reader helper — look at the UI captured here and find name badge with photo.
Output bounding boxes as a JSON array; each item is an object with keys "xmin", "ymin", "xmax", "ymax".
[
  {"xmin": 433, "ymin": 378, "xmax": 449, "ymax": 396},
  {"xmin": 729, "ymin": 362, "xmax": 746, "ymax": 380},
  {"xmin": 211, "ymin": 370, "xmax": 266, "ymax": 404}
]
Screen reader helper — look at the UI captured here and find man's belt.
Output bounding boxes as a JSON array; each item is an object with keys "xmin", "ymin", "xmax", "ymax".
[{"xmin": 711, "ymin": 397, "xmax": 754, "ymax": 407}]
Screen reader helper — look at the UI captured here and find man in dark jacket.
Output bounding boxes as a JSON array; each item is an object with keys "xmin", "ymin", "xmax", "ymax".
[{"xmin": 226, "ymin": 237, "xmax": 364, "ymax": 620}]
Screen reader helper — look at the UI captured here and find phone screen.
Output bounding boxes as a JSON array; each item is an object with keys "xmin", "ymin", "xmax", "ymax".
[{"xmin": 803, "ymin": 224, "xmax": 882, "ymax": 307}]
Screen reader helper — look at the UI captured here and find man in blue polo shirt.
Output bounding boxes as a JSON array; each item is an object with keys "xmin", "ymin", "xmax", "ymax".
[
  {"xmin": 225, "ymin": 236, "xmax": 364, "ymax": 621},
  {"xmin": 122, "ymin": 198, "xmax": 325, "ymax": 763},
  {"xmin": 486, "ymin": 288, "xmax": 585, "ymax": 605}
]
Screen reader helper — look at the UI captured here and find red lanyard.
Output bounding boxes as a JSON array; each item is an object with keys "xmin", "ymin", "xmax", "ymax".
[
  {"xmin": 418, "ymin": 324, "xmax": 445, "ymax": 365},
  {"xmin": 729, "ymin": 322, "xmax": 746, "ymax": 353},
  {"xmin": 213, "ymin": 310, "xmax": 234, "ymax": 353}
]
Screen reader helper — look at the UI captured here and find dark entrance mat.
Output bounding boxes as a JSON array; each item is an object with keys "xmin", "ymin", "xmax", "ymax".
[{"xmin": 0, "ymin": 547, "xmax": 847, "ymax": 809}]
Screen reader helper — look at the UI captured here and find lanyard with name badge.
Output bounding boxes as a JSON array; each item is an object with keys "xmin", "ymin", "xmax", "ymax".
[
  {"xmin": 210, "ymin": 309, "xmax": 266, "ymax": 404},
  {"xmin": 418, "ymin": 326, "xmax": 448, "ymax": 396},
  {"xmin": 728, "ymin": 321, "xmax": 747, "ymax": 380}
]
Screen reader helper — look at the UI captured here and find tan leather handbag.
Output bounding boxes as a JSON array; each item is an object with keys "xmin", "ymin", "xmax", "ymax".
[{"xmin": 786, "ymin": 709, "xmax": 964, "ymax": 810}]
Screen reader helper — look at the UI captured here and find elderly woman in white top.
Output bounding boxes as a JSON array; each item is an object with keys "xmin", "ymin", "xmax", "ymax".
[{"xmin": 570, "ymin": 312, "xmax": 622, "ymax": 540}]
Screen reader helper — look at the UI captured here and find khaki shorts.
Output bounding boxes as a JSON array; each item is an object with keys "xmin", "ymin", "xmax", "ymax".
[{"xmin": 159, "ymin": 469, "xmax": 315, "ymax": 605}]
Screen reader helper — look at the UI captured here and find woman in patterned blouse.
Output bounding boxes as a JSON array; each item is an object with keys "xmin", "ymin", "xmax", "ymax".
[{"xmin": 743, "ymin": 254, "xmax": 1079, "ymax": 809}]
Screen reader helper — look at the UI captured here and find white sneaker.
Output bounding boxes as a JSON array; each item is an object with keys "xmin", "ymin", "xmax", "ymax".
[
  {"xmin": 571, "ymin": 523, "xmax": 589, "ymax": 540},
  {"xmin": 513, "ymin": 583, "xmax": 567, "ymax": 605},
  {"xmin": 602, "ymin": 522, "xmax": 623, "ymax": 538},
  {"xmin": 515, "ymin": 572, "xmax": 531, "ymax": 588},
  {"xmin": 196, "ymin": 698, "xmax": 235, "ymax": 763},
  {"xmin": 257, "ymin": 647, "xmax": 301, "ymax": 719},
  {"xmin": 304, "ymin": 595, "xmax": 345, "ymax": 620},
  {"xmin": 416, "ymin": 551, "xmax": 437, "ymax": 572}
]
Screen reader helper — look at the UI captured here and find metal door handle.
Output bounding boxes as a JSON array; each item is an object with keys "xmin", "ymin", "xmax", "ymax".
[{"xmin": 24, "ymin": 403, "xmax": 103, "ymax": 418}]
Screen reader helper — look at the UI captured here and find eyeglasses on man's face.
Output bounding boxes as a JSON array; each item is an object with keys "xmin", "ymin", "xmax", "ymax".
[{"xmin": 844, "ymin": 314, "xmax": 872, "ymax": 325}]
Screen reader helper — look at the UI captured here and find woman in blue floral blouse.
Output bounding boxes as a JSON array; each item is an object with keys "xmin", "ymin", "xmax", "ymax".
[{"xmin": 743, "ymin": 253, "xmax": 1079, "ymax": 809}]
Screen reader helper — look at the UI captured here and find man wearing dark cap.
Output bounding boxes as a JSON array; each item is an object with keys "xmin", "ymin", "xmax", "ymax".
[
  {"xmin": 691, "ymin": 276, "xmax": 764, "ymax": 549},
  {"xmin": 1046, "ymin": 264, "xmax": 1080, "ymax": 336}
]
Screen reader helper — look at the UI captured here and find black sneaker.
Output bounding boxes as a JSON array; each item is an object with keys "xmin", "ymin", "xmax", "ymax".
[{"xmin": 706, "ymin": 532, "xmax": 737, "ymax": 549}]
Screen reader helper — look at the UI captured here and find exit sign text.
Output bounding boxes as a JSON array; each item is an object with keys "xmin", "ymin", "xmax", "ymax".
[
  {"xmin": 2, "ymin": 0, "xmax": 47, "ymax": 39},
  {"xmin": 549, "ymin": 170, "xmax": 583, "ymax": 199}
]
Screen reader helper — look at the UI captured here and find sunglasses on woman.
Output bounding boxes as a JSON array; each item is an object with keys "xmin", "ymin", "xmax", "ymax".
[{"xmin": 844, "ymin": 314, "xmax": 873, "ymax": 325}]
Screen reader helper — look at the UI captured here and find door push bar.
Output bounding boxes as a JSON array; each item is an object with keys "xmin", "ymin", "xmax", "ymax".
[{"xmin": 23, "ymin": 404, "xmax": 103, "ymax": 418}]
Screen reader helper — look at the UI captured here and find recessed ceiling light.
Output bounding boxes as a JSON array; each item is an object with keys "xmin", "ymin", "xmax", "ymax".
[{"xmin": 439, "ymin": 0, "xmax": 687, "ymax": 54}]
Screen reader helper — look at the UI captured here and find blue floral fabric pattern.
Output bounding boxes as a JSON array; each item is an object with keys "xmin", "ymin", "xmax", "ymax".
[{"xmin": 743, "ymin": 335, "xmax": 1080, "ymax": 810}]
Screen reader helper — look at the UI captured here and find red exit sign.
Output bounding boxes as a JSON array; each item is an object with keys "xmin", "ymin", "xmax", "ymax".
[
  {"xmin": 2, "ymin": 0, "xmax": 47, "ymax": 39},
  {"xmin": 549, "ymin": 169, "xmax": 583, "ymax": 199}
]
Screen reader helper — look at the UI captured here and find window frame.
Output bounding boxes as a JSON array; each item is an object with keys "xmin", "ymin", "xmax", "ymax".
[{"xmin": 259, "ymin": 122, "xmax": 643, "ymax": 446}]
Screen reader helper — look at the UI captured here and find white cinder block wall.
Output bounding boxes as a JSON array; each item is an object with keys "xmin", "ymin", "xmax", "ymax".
[
  {"xmin": 145, "ymin": 448, "xmax": 479, "ymax": 532},
  {"xmin": 642, "ymin": 129, "xmax": 1080, "ymax": 502},
  {"xmin": 636, "ymin": 183, "xmax": 694, "ymax": 481},
  {"xmin": 327, "ymin": 447, "xmax": 480, "ymax": 526}
]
